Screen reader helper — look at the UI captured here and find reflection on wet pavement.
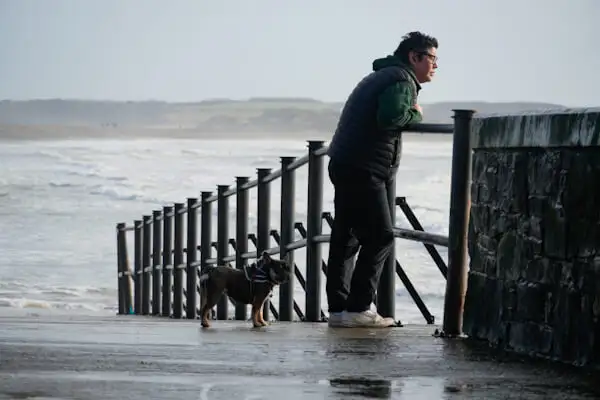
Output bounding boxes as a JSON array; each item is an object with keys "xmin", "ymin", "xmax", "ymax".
[{"xmin": 0, "ymin": 314, "xmax": 598, "ymax": 399}]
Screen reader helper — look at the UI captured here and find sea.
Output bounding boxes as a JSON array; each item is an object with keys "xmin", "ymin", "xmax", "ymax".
[{"xmin": 0, "ymin": 133, "xmax": 454, "ymax": 324}]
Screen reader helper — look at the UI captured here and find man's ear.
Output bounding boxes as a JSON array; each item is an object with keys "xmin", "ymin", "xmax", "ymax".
[{"xmin": 408, "ymin": 50, "xmax": 419, "ymax": 65}]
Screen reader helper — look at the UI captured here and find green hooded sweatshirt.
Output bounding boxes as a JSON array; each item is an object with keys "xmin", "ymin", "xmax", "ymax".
[{"xmin": 372, "ymin": 55, "xmax": 423, "ymax": 130}]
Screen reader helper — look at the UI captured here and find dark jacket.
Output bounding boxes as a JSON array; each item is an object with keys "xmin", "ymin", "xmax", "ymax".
[{"xmin": 327, "ymin": 55, "xmax": 422, "ymax": 179}]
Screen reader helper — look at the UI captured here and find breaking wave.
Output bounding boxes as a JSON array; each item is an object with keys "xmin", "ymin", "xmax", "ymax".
[{"xmin": 0, "ymin": 281, "xmax": 117, "ymax": 313}]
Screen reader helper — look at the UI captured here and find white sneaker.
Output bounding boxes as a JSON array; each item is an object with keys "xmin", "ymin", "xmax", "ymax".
[
  {"xmin": 328, "ymin": 312, "xmax": 344, "ymax": 327},
  {"xmin": 339, "ymin": 310, "xmax": 396, "ymax": 328}
]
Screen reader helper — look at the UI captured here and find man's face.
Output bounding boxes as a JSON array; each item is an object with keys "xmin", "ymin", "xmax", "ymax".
[{"xmin": 410, "ymin": 47, "xmax": 438, "ymax": 83}]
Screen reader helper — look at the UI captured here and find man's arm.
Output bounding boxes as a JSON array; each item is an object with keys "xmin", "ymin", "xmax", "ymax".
[{"xmin": 376, "ymin": 81, "xmax": 422, "ymax": 131}]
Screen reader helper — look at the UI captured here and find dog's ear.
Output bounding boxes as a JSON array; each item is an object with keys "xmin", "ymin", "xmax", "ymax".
[{"xmin": 261, "ymin": 251, "xmax": 271, "ymax": 261}]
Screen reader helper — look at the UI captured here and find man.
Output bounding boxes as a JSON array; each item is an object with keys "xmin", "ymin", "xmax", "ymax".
[{"xmin": 325, "ymin": 31, "xmax": 438, "ymax": 328}]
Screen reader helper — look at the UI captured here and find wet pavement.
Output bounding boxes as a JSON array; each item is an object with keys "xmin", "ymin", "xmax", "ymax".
[{"xmin": 0, "ymin": 313, "xmax": 598, "ymax": 399}]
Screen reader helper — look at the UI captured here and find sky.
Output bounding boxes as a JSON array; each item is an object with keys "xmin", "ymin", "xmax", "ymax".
[{"xmin": 0, "ymin": 0, "xmax": 598, "ymax": 107}]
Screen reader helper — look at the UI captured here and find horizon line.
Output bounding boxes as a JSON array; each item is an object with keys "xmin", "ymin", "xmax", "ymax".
[{"xmin": 0, "ymin": 97, "xmax": 569, "ymax": 107}]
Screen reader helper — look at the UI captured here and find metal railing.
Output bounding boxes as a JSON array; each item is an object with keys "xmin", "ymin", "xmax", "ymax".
[{"xmin": 116, "ymin": 110, "xmax": 475, "ymax": 335}]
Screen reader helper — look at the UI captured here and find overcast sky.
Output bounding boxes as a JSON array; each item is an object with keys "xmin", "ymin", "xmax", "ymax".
[{"xmin": 0, "ymin": 0, "xmax": 597, "ymax": 106}]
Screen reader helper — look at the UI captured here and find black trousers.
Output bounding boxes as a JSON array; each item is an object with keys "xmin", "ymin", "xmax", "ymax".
[{"xmin": 325, "ymin": 160, "xmax": 395, "ymax": 313}]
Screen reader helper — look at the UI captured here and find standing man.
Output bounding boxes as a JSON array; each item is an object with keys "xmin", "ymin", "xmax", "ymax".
[{"xmin": 326, "ymin": 31, "xmax": 438, "ymax": 328}]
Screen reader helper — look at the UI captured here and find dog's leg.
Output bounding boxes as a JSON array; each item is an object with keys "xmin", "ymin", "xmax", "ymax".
[
  {"xmin": 200, "ymin": 285, "xmax": 222, "ymax": 328},
  {"xmin": 256, "ymin": 286, "xmax": 271, "ymax": 326},
  {"xmin": 200, "ymin": 295, "xmax": 214, "ymax": 328},
  {"xmin": 199, "ymin": 271, "xmax": 210, "ymax": 327},
  {"xmin": 199, "ymin": 281, "xmax": 207, "ymax": 311},
  {"xmin": 258, "ymin": 303, "xmax": 269, "ymax": 326},
  {"xmin": 249, "ymin": 285, "xmax": 271, "ymax": 327},
  {"xmin": 200, "ymin": 306, "xmax": 211, "ymax": 328},
  {"xmin": 251, "ymin": 294, "xmax": 269, "ymax": 327},
  {"xmin": 251, "ymin": 304, "xmax": 262, "ymax": 328}
]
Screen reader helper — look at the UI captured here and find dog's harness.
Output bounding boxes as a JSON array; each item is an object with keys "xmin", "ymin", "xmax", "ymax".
[
  {"xmin": 242, "ymin": 262, "xmax": 283, "ymax": 300},
  {"xmin": 244, "ymin": 263, "xmax": 269, "ymax": 283}
]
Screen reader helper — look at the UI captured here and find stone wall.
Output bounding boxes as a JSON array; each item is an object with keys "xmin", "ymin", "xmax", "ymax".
[{"xmin": 462, "ymin": 109, "xmax": 600, "ymax": 367}]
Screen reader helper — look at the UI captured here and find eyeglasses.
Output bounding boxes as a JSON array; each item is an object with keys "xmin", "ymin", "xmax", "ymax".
[{"xmin": 420, "ymin": 52, "xmax": 438, "ymax": 64}]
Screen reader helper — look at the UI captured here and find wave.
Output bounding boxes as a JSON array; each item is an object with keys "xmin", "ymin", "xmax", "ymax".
[
  {"xmin": 3, "ymin": 174, "xmax": 128, "ymax": 194},
  {"xmin": 2, "ymin": 180, "xmax": 84, "ymax": 196},
  {"xmin": 181, "ymin": 149, "xmax": 209, "ymax": 157},
  {"xmin": 3, "ymin": 178, "xmax": 172, "ymax": 208},
  {"xmin": 64, "ymin": 169, "xmax": 128, "ymax": 182},
  {"xmin": 0, "ymin": 281, "xmax": 117, "ymax": 312},
  {"xmin": 0, "ymin": 280, "xmax": 115, "ymax": 295},
  {"xmin": 48, "ymin": 181, "xmax": 81, "ymax": 188},
  {"xmin": 396, "ymin": 288, "xmax": 444, "ymax": 301},
  {"xmin": 0, "ymin": 182, "xmax": 35, "ymax": 192},
  {"xmin": 0, "ymin": 297, "xmax": 113, "ymax": 312},
  {"xmin": 36, "ymin": 286, "xmax": 114, "ymax": 298},
  {"xmin": 88, "ymin": 185, "xmax": 164, "ymax": 204},
  {"xmin": 17, "ymin": 148, "xmax": 130, "ymax": 183},
  {"xmin": 26, "ymin": 149, "xmax": 68, "ymax": 162},
  {"xmin": 29, "ymin": 180, "xmax": 160, "ymax": 205}
]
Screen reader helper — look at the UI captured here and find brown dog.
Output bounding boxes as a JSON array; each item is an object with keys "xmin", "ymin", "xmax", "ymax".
[{"xmin": 199, "ymin": 251, "xmax": 291, "ymax": 328}]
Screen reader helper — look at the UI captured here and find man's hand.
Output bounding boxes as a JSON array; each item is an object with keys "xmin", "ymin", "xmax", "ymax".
[{"xmin": 413, "ymin": 104, "xmax": 423, "ymax": 116}]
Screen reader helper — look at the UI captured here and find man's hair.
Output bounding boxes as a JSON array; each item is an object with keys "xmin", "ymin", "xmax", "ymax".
[{"xmin": 393, "ymin": 31, "xmax": 438, "ymax": 64}]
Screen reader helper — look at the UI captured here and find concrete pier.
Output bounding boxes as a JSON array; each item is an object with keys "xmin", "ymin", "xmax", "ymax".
[{"xmin": 0, "ymin": 312, "xmax": 598, "ymax": 399}]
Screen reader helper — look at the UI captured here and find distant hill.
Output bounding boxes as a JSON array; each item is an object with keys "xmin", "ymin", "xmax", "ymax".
[{"xmin": 0, "ymin": 98, "xmax": 568, "ymax": 139}]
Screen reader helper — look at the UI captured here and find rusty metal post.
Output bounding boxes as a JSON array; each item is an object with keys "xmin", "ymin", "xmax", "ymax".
[{"xmin": 443, "ymin": 109, "xmax": 475, "ymax": 336}]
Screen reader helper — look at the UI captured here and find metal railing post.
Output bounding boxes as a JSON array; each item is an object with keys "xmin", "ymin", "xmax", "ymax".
[
  {"xmin": 172, "ymin": 203, "xmax": 185, "ymax": 319},
  {"xmin": 116, "ymin": 222, "xmax": 132, "ymax": 314},
  {"xmin": 257, "ymin": 168, "xmax": 272, "ymax": 321},
  {"xmin": 133, "ymin": 219, "xmax": 142, "ymax": 314},
  {"xmin": 376, "ymin": 175, "xmax": 396, "ymax": 319},
  {"xmin": 161, "ymin": 205, "xmax": 173, "ymax": 316},
  {"xmin": 141, "ymin": 215, "xmax": 152, "ymax": 315},
  {"xmin": 443, "ymin": 109, "xmax": 476, "ymax": 336},
  {"xmin": 151, "ymin": 210, "xmax": 162, "ymax": 315},
  {"xmin": 235, "ymin": 177, "xmax": 249, "ymax": 321},
  {"xmin": 305, "ymin": 140, "xmax": 324, "ymax": 322},
  {"xmin": 186, "ymin": 197, "xmax": 199, "ymax": 319},
  {"xmin": 216, "ymin": 185, "xmax": 230, "ymax": 320},
  {"xmin": 279, "ymin": 157, "xmax": 296, "ymax": 321},
  {"xmin": 200, "ymin": 191, "xmax": 212, "ymax": 317}
]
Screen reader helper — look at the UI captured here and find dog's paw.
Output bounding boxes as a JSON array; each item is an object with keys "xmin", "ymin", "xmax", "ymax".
[{"xmin": 201, "ymin": 320, "xmax": 211, "ymax": 328}]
